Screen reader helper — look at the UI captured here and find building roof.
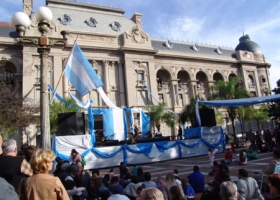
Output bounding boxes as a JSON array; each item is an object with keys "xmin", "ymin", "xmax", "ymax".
[
  {"xmin": 235, "ymin": 34, "xmax": 263, "ymax": 54},
  {"xmin": 47, "ymin": 0, "xmax": 135, "ymax": 35},
  {"xmin": 151, "ymin": 38, "xmax": 236, "ymax": 58},
  {"xmin": 0, "ymin": 22, "xmax": 18, "ymax": 38}
]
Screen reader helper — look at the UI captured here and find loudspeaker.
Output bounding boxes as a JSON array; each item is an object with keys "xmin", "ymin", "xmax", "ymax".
[
  {"xmin": 58, "ymin": 112, "xmax": 85, "ymax": 136},
  {"xmin": 199, "ymin": 109, "xmax": 216, "ymax": 127},
  {"xmin": 119, "ymin": 140, "xmax": 132, "ymax": 145},
  {"xmin": 104, "ymin": 140, "xmax": 119, "ymax": 146}
]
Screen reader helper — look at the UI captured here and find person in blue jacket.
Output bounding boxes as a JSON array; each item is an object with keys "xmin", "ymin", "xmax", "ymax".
[{"xmin": 187, "ymin": 166, "xmax": 205, "ymax": 193}]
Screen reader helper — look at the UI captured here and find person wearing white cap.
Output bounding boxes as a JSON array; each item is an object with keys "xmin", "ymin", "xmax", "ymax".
[{"xmin": 108, "ymin": 194, "xmax": 130, "ymax": 200}]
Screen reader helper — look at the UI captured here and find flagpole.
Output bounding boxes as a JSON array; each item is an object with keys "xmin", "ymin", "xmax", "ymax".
[{"xmin": 50, "ymin": 36, "xmax": 79, "ymax": 104}]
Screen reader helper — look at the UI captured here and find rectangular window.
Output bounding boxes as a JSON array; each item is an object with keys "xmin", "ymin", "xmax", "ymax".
[
  {"xmin": 250, "ymin": 92, "xmax": 256, "ymax": 97},
  {"xmin": 158, "ymin": 94, "xmax": 163, "ymax": 103},
  {"xmin": 111, "ymin": 91, "xmax": 119, "ymax": 106},
  {"xmin": 138, "ymin": 73, "xmax": 144, "ymax": 81},
  {"xmin": 35, "ymin": 88, "xmax": 40, "ymax": 105},
  {"xmin": 90, "ymin": 90, "xmax": 99, "ymax": 107},
  {"xmin": 179, "ymin": 94, "xmax": 183, "ymax": 106}
]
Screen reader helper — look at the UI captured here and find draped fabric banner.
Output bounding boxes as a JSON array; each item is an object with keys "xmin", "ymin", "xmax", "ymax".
[{"xmin": 53, "ymin": 126, "xmax": 225, "ymax": 169}]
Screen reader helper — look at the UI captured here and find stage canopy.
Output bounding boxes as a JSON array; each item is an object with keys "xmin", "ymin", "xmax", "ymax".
[{"xmin": 196, "ymin": 94, "xmax": 280, "ymax": 126}]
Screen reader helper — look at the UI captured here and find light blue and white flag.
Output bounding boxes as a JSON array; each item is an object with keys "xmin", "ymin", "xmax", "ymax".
[{"xmin": 65, "ymin": 43, "xmax": 103, "ymax": 96}]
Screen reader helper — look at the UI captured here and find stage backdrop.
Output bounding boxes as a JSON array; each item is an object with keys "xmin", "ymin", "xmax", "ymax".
[{"xmin": 52, "ymin": 126, "xmax": 225, "ymax": 169}]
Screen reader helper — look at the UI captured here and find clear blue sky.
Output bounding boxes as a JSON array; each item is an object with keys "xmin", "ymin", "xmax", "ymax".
[{"xmin": 1, "ymin": 0, "xmax": 279, "ymax": 90}]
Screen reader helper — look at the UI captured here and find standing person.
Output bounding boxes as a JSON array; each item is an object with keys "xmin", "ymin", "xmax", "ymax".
[
  {"xmin": 236, "ymin": 169, "xmax": 264, "ymax": 200},
  {"xmin": 0, "ymin": 139, "xmax": 33, "ymax": 191},
  {"xmin": 187, "ymin": 166, "xmax": 205, "ymax": 193},
  {"xmin": 178, "ymin": 126, "xmax": 183, "ymax": 140},
  {"xmin": 21, "ymin": 149, "xmax": 69, "ymax": 200},
  {"xmin": 208, "ymin": 148, "xmax": 218, "ymax": 168},
  {"xmin": 70, "ymin": 149, "xmax": 83, "ymax": 186},
  {"xmin": 119, "ymin": 162, "xmax": 125, "ymax": 179}
]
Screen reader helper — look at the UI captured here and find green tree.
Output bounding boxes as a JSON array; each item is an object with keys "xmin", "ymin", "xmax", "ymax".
[
  {"xmin": 146, "ymin": 102, "xmax": 177, "ymax": 133},
  {"xmin": 49, "ymin": 98, "xmax": 81, "ymax": 133},
  {"xmin": 0, "ymin": 86, "xmax": 39, "ymax": 138},
  {"xmin": 209, "ymin": 77, "xmax": 250, "ymax": 140},
  {"xmin": 244, "ymin": 105, "xmax": 269, "ymax": 132},
  {"xmin": 178, "ymin": 96, "xmax": 208, "ymax": 127},
  {"xmin": 268, "ymin": 80, "xmax": 280, "ymax": 125}
]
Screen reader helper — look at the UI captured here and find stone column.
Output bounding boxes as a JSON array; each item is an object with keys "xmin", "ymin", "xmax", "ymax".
[
  {"xmin": 170, "ymin": 80, "xmax": 178, "ymax": 107},
  {"xmin": 103, "ymin": 60, "xmax": 110, "ymax": 96},
  {"xmin": 118, "ymin": 61, "xmax": 126, "ymax": 107}
]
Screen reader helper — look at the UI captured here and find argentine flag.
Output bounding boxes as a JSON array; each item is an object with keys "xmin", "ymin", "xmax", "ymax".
[{"xmin": 65, "ymin": 43, "xmax": 103, "ymax": 96}]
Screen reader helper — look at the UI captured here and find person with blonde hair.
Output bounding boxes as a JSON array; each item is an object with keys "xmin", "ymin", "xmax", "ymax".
[
  {"xmin": 140, "ymin": 187, "xmax": 164, "ymax": 200},
  {"xmin": 219, "ymin": 181, "xmax": 238, "ymax": 200},
  {"xmin": 162, "ymin": 172, "xmax": 185, "ymax": 200},
  {"xmin": 22, "ymin": 149, "xmax": 69, "ymax": 200}
]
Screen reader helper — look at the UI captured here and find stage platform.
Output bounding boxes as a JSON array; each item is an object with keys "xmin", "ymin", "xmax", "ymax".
[{"xmin": 53, "ymin": 126, "xmax": 225, "ymax": 169}]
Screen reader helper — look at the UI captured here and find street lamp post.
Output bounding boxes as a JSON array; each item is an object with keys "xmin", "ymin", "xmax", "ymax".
[{"xmin": 12, "ymin": 7, "xmax": 67, "ymax": 149}]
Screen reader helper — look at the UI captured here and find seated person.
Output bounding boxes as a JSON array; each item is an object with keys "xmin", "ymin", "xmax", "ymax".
[
  {"xmin": 247, "ymin": 149, "xmax": 258, "ymax": 160},
  {"xmin": 224, "ymin": 149, "xmax": 233, "ymax": 164},
  {"xmin": 187, "ymin": 166, "xmax": 205, "ymax": 193},
  {"xmin": 234, "ymin": 150, "xmax": 247, "ymax": 165},
  {"xmin": 254, "ymin": 149, "xmax": 280, "ymax": 181}
]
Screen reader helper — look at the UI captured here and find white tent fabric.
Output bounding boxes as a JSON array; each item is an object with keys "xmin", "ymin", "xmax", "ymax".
[
  {"xmin": 112, "ymin": 108, "xmax": 125, "ymax": 141},
  {"xmin": 96, "ymin": 87, "xmax": 118, "ymax": 109}
]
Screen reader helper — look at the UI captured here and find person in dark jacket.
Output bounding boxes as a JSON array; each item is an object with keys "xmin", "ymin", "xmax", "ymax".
[{"xmin": 0, "ymin": 139, "xmax": 33, "ymax": 191}]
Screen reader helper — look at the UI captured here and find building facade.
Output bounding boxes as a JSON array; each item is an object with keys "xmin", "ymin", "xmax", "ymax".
[{"xmin": 0, "ymin": 0, "xmax": 272, "ymax": 142}]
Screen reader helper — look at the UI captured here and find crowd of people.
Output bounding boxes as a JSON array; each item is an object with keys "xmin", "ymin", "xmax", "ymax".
[{"xmin": 1, "ymin": 129, "xmax": 280, "ymax": 200}]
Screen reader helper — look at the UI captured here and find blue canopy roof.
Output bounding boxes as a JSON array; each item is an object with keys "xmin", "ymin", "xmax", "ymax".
[
  {"xmin": 197, "ymin": 94, "xmax": 280, "ymax": 107},
  {"xmin": 195, "ymin": 94, "xmax": 280, "ymax": 126}
]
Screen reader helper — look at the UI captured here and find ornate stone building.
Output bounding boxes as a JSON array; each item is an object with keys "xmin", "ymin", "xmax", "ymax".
[{"xmin": 0, "ymin": 0, "xmax": 271, "ymax": 141}]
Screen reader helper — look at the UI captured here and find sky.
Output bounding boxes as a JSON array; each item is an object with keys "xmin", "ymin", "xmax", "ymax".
[{"xmin": 1, "ymin": 0, "xmax": 280, "ymax": 90}]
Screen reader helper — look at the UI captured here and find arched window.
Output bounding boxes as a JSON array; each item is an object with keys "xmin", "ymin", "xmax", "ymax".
[
  {"xmin": 248, "ymin": 75, "xmax": 254, "ymax": 86},
  {"xmin": 0, "ymin": 69, "xmax": 14, "ymax": 86}
]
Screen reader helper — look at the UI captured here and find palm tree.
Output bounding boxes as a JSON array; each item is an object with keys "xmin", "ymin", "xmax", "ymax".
[
  {"xmin": 178, "ymin": 96, "xmax": 207, "ymax": 127},
  {"xmin": 146, "ymin": 102, "xmax": 177, "ymax": 134},
  {"xmin": 209, "ymin": 77, "xmax": 250, "ymax": 140}
]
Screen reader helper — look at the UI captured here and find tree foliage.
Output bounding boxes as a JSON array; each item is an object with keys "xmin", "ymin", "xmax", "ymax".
[
  {"xmin": 49, "ymin": 98, "xmax": 81, "ymax": 133},
  {"xmin": 178, "ymin": 96, "xmax": 208, "ymax": 127},
  {"xmin": 0, "ymin": 86, "xmax": 39, "ymax": 138},
  {"xmin": 268, "ymin": 81, "xmax": 280, "ymax": 124},
  {"xmin": 243, "ymin": 104, "xmax": 269, "ymax": 131},
  {"xmin": 146, "ymin": 102, "xmax": 177, "ymax": 133},
  {"xmin": 209, "ymin": 77, "xmax": 250, "ymax": 139}
]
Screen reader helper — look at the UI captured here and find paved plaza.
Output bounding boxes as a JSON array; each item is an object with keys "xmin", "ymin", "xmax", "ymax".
[{"xmin": 98, "ymin": 146, "xmax": 273, "ymax": 199}]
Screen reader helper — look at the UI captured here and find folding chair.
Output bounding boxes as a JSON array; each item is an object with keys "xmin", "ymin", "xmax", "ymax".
[{"xmin": 260, "ymin": 162, "xmax": 280, "ymax": 191}]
